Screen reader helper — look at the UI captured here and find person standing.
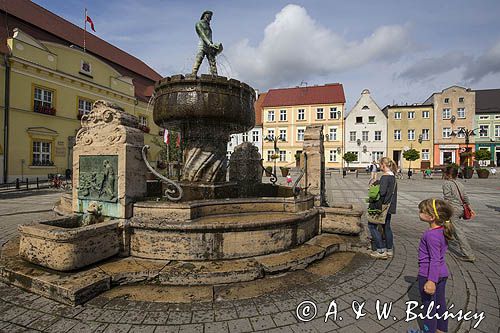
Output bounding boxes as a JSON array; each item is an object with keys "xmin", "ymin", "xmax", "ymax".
[
  {"xmin": 368, "ymin": 160, "xmax": 378, "ymax": 185},
  {"xmin": 368, "ymin": 157, "xmax": 398, "ymax": 259},
  {"xmin": 442, "ymin": 165, "xmax": 476, "ymax": 262},
  {"xmin": 417, "ymin": 198, "xmax": 454, "ymax": 333}
]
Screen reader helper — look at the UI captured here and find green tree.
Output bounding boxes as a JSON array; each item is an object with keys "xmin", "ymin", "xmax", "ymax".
[
  {"xmin": 403, "ymin": 148, "xmax": 420, "ymax": 178},
  {"xmin": 343, "ymin": 152, "xmax": 357, "ymax": 169},
  {"xmin": 474, "ymin": 149, "xmax": 491, "ymax": 164}
]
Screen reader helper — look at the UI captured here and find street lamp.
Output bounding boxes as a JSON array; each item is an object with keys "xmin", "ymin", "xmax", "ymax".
[
  {"xmin": 451, "ymin": 127, "xmax": 486, "ymax": 166},
  {"xmin": 264, "ymin": 135, "xmax": 284, "ymax": 180}
]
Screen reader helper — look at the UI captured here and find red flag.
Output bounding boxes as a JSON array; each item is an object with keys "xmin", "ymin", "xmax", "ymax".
[
  {"xmin": 86, "ymin": 15, "xmax": 96, "ymax": 32},
  {"xmin": 176, "ymin": 132, "xmax": 181, "ymax": 148},
  {"xmin": 163, "ymin": 129, "xmax": 170, "ymax": 144}
]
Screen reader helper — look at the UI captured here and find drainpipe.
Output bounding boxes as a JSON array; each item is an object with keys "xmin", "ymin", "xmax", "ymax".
[{"xmin": 3, "ymin": 54, "xmax": 10, "ymax": 184}]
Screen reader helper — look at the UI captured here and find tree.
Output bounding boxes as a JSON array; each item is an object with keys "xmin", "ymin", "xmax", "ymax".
[
  {"xmin": 151, "ymin": 131, "xmax": 183, "ymax": 164},
  {"xmin": 474, "ymin": 149, "xmax": 491, "ymax": 165},
  {"xmin": 403, "ymin": 148, "xmax": 420, "ymax": 179},
  {"xmin": 343, "ymin": 152, "xmax": 357, "ymax": 169}
]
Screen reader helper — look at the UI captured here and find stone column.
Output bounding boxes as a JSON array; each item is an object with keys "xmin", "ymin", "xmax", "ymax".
[
  {"xmin": 72, "ymin": 101, "xmax": 146, "ymax": 218},
  {"xmin": 302, "ymin": 125, "xmax": 326, "ymax": 206}
]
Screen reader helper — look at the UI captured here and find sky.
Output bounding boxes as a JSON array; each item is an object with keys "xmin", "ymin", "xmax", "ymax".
[{"xmin": 33, "ymin": 0, "xmax": 500, "ymax": 111}]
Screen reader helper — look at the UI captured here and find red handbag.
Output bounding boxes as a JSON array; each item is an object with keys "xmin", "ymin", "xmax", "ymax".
[{"xmin": 452, "ymin": 181, "xmax": 473, "ymax": 220}]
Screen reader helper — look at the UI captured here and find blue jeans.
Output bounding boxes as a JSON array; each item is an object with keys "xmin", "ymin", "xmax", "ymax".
[{"xmin": 368, "ymin": 213, "xmax": 393, "ymax": 251}]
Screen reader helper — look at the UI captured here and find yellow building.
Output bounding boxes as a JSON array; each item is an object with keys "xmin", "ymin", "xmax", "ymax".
[
  {"xmin": 261, "ymin": 84, "xmax": 345, "ymax": 169},
  {"xmin": 383, "ymin": 104, "xmax": 434, "ymax": 170},
  {"xmin": 0, "ymin": 1, "xmax": 162, "ymax": 183}
]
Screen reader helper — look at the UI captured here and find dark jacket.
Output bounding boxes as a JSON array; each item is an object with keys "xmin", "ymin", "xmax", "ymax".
[{"xmin": 380, "ymin": 174, "xmax": 397, "ymax": 214}]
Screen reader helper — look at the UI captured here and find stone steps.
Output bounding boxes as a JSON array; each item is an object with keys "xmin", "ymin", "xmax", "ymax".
[{"xmin": 0, "ymin": 233, "xmax": 361, "ymax": 305}]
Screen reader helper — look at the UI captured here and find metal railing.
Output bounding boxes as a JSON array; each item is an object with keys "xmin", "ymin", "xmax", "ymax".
[{"xmin": 142, "ymin": 145, "xmax": 183, "ymax": 201}]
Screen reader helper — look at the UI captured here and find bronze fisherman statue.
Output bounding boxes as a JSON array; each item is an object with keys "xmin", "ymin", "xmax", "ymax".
[{"xmin": 192, "ymin": 10, "xmax": 223, "ymax": 76}]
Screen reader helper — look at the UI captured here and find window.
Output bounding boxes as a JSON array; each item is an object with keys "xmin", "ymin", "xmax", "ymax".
[
  {"xmin": 349, "ymin": 131, "xmax": 356, "ymax": 141},
  {"xmin": 316, "ymin": 108, "xmax": 324, "ymax": 120},
  {"xmin": 139, "ymin": 115, "xmax": 148, "ymax": 127},
  {"xmin": 279, "ymin": 150, "xmax": 287, "ymax": 162},
  {"xmin": 348, "ymin": 151, "xmax": 359, "ymax": 162},
  {"xmin": 279, "ymin": 129, "xmax": 287, "ymax": 141},
  {"xmin": 479, "ymin": 115, "xmax": 490, "ymax": 120},
  {"xmin": 267, "ymin": 110, "xmax": 275, "ymax": 122},
  {"xmin": 267, "ymin": 129, "xmax": 275, "ymax": 140},
  {"xmin": 442, "ymin": 108, "xmax": 451, "ymax": 119},
  {"xmin": 394, "ymin": 112, "xmax": 401, "ymax": 120},
  {"xmin": 32, "ymin": 141, "xmax": 51, "ymax": 165},
  {"xmin": 252, "ymin": 131, "xmax": 259, "ymax": 142},
  {"xmin": 34, "ymin": 87, "xmax": 54, "ymax": 113},
  {"xmin": 495, "ymin": 125, "xmax": 500, "ymax": 137},
  {"xmin": 408, "ymin": 111, "xmax": 415, "ymax": 119},
  {"xmin": 444, "ymin": 98, "xmax": 449, "ymax": 104},
  {"xmin": 279, "ymin": 110, "xmax": 287, "ymax": 121},
  {"xmin": 242, "ymin": 132, "xmax": 248, "ymax": 142},
  {"xmin": 421, "ymin": 129, "xmax": 430, "ymax": 141},
  {"xmin": 368, "ymin": 116, "xmax": 375, "ymax": 123},
  {"xmin": 422, "ymin": 149, "xmax": 430, "ymax": 160},
  {"xmin": 78, "ymin": 98, "xmax": 92, "ymax": 118},
  {"xmin": 456, "ymin": 127, "xmax": 465, "ymax": 138},
  {"xmin": 394, "ymin": 130, "xmax": 401, "ymax": 140},
  {"xmin": 442, "ymin": 127, "xmax": 452, "ymax": 138},
  {"xmin": 329, "ymin": 107, "xmax": 338, "ymax": 119},
  {"xmin": 408, "ymin": 129, "xmax": 415, "ymax": 140},
  {"xmin": 457, "ymin": 108, "xmax": 465, "ymax": 118},
  {"xmin": 422, "ymin": 111, "xmax": 430, "ymax": 118},
  {"xmin": 297, "ymin": 128, "xmax": 305, "ymax": 141},
  {"xmin": 373, "ymin": 151, "xmax": 384, "ymax": 162},
  {"xmin": 297, "ymin": 109, "xmax": 305, "ymax": 120},
  {"xmin": 267, "ymin": 151, "xmax": 274, "ymax": 162},
  {"xmin": 362, "ymin": 131, "xmax": 369, "ymax": 141},
  {"xmin": 328, "ymin": 127, "xmax": 337, "ymax": 141},
  {"xmin": 479, "ymin": 125, "xmax": 489, "ymax": 137},
  {"xmin": 459, "ymin": 97, "xmax": 464, "ymax": 103},
  {"xmin": 374, "ymin": 131, "xmax": 382, "ymax": 141},
  {"xmin": 329, "ymin": 150, "xmax": 337, "ymax": 162},
  {"xmin": 356, "ymin": 116, "xmax": 363, "ymax": 124}
]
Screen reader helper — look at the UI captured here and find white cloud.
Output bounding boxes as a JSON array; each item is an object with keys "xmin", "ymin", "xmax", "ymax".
[{"xmin": 226, "ymin": 4, "xmax": 414, "ymax": 89}]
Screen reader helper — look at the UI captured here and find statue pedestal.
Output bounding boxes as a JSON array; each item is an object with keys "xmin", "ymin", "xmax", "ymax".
[{"xmin": 72, "ymin": 101, "xmax": 146, "ymax": 218}]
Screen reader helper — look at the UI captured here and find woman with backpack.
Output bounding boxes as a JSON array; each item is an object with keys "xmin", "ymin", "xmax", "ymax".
[
  {"xmin": 442, "ymin": 165, "xmax": 476, "ymax": 262},
  {"xmin": 368, "ymin": 157, "xmax": 398, "ymax": 259}
]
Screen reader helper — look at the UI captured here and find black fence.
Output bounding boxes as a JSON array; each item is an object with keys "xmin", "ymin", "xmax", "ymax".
[{"xmin": 0, "ymin": 178, "xmax": 51, "ymax": 191}]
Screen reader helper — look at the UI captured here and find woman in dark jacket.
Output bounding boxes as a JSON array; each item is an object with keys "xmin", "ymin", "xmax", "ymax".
[{"xmin": 368, "ymin": 157, "xmax": 398, "ymax": 259}]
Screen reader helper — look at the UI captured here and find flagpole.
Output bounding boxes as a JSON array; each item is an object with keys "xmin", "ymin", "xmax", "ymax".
[{"xmin": 84, "ymin": 8, "xmax": 87, "ymax": 52}]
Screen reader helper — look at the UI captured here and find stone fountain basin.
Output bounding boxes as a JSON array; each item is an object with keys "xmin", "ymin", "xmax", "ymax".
[
  {"xmin": 18, "ymin": 217, "xmax": 121, "ymax": 271},
  {"xmin": 130, "ymin": 196, "xmax": 319, "ymax": 260},
  {"xmin": 153, "ymin": 74, "xmax": 255, "ymax": 133}
]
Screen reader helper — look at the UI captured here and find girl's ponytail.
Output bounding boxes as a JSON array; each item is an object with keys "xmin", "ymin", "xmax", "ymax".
[{"xmin": 443, "ymin": 220, "xmax": 455, "ymax": 241}]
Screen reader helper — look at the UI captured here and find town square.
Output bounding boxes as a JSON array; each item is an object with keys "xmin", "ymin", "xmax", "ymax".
[{"xmin": 0, "ymin": 1, "xmax": 499, "ymax": 332}]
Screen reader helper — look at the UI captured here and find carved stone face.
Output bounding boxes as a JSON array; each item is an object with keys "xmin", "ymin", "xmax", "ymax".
[{"xmin": 87, "ymin": 201, "xmax": 101, "ymax": 214}]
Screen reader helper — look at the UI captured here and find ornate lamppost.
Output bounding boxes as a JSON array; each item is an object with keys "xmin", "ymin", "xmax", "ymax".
[
  {"xmin": 451, "ymin": 127, "xmax": 486, "ymax": 167},
  {"xmin": 264, "ymin": 135, "xmax": 284, "ymax": 181}
]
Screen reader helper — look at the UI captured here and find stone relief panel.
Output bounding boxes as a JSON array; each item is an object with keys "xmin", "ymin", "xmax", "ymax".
[{"xmin": 78, "ymin": 155, "xmax": 118, "ymax": 203}]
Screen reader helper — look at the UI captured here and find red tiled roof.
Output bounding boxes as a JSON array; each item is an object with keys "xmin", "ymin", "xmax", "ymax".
[
  {"xmin": 1, "ymin": 0, "xmax": 161, "ymax": 101},
  {"xmin": 254, "ymin": 92, "xmax": 267, "ymax": 126},
  {"xmin": 262, "ymin": 84, "xmax": 345, "ymax": 108}
]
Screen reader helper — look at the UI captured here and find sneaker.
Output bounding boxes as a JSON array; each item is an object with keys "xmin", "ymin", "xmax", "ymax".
[
  {"xmin": 369, "ymin": 251, "xmax": 388, "ymax": 259},
  {"xmin": 386, "ymin": 249, "xmax": 394, "ymax": 257},
  {"xmin": 458, "ymin": 255, "xmax": 475, "ymax": 262}
]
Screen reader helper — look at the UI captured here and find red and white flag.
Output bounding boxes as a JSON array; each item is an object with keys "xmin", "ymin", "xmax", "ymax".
[
  {"xmin": 176, "ymin": 132, "xmax": 181, "ymax": 148},
  {"xmin": 85, "ymin": 9, "xmax": 96, "ymax": 32},
  {"xmin": 163, "ymin": 129, "xmax": 170, "ymax": 144}
]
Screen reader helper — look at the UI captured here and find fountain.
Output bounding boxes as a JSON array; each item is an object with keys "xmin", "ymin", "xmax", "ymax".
[{"xmin": 0, "ymin": 10, "xmax": 363, "ymax": 306}]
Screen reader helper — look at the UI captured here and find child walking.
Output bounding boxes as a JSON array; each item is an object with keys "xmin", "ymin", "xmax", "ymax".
[{"xmin": 417, "ymin": 199, "xmax": 454, "ymax": 333}]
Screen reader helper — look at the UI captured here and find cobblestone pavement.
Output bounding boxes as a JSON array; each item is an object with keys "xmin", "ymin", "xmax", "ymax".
[{"xmin": 0, "ymin": 176, "xmax": 499, "ymax": 333}]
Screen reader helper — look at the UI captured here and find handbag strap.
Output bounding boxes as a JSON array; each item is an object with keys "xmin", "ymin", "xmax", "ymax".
[{"xmin": 451, "ymin": 180, "xmax": 466, "ymax": 205}]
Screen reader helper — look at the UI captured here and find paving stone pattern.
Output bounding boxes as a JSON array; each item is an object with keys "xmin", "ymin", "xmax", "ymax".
[{"xmin": 1, "ymin": 176, "xmax": 499, "ymax": 332}]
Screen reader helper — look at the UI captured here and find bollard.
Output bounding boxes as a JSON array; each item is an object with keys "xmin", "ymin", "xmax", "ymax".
[
  {"xmin": 16, "ymin": 178, "xmax": 20, "ymax": 189},
  {"xmin": 26, "ymin": 178, "xmax": 29, "ymax": 189},
  {"xmin": 37, "ymin": 177, "xmax": 39, "ymax": 189},
  {"xmin": 356, "ymin": 170, "xmax": 359, "ymax": 178}
]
